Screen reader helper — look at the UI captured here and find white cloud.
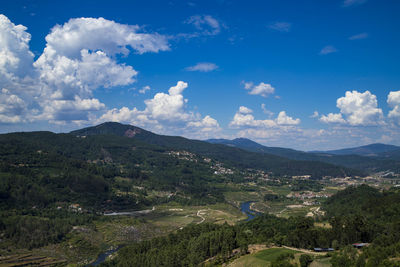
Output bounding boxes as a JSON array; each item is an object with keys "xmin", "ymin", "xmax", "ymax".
[
  {"xmin": 38, "ymin": 96, "xmax": 106, "ymax": 123},
  {"xmin": 35, "ymin": 49, "xmax": 138, "ymax": 100},
  {"xmin": 320, "ymin": 45, "xmax": 337, "ymax": 55},
  {"xmin": 0, "ymin": 14, "xmax": 38, "ymax": 109},
  {"xmin": 310, "ymin": 111, "xmax": 319, "ymax": 118},
  {"xmin": 0, "ymin": 15, "xmax": 35, "ymax": 82},
  {"xmin": 97, "ymin": 81, "xmax": 220, "ymax": 136},
  {"xmin": 319, "ymin": 113, "xmax": 346, "ymax": 124},
  {"xmin": 239, "ymin": 106, "xmax": 253, "ymax": 114},
  {"xmin": 97, "ymin": 107, "xmax": 154, "ymax": 127},
  {"xmin": 243, "ymin": 81, "xmax": 275, "ymax": 97},
  {"xmin": 0, "ymin": 88, "xmax": 27, "ymax": 123},
  {"xmin": 276, "ymin": 111, "xmax": 300, "ymax": 125},
  {"xmin": 187, "ymin": 115, "xmax": 220, "ymax": 132},
  {"xmin": 244, "ymin": 82, "xmax": 253, "ymax": 90},
  {"xmin": 34, "ymin": 17, "xmax": 169, "ymax": 101},
  {"xmin": 387, "ymin": 90, "xmax": 400, "ymax": 124},
  {"xmin": 320, "ymin": 90, "xmax": 384, "ymax": 126},
  {"xmin": 40, "ymin": 17, "xmax": 169, "ymax": 58},
  {"xmin": 185, "ymin": 62, "xmax": 218, "ymax": 72},
  {"xmin": 0, "ymin": 15, "xmax": 169, "ymax": 124},
  {"xmin": 349, "ymin": 32, "xmax": 368, "ymax": 40},
  {"xmin": 186, "ymin": 15, "xmax": 221, "ymax": 36},
  {"xmin": 139, "ymin": 85, "xmax": 150, "ymax": 94},
  {"xmin": 337, "ymin": 91, "xmax": 383, "ymax": 125},
  {"xmin": 0, "ymin": 15, "xmax": 37, "ymax": 123},
  {"xmin": 230, "ymin": 112, "xmax": 276, "ymax": 128},
  {"xmin": 144, "ymin": 81, "xmax": 190, "ymax": 122},
  {"xmin": 268, "ymin": 22, "xmax": 291, "ymax": 32},
  {"xmin": 261, "ymin": 103, "xmax": 274, "ymax": 117},
  {"xmin": 230, "ymin": 106, "xmax": 300, "ymax": 128},
  {"xmin": 343, "ymin": 0, "xmax": 367, "ymax": 7}
]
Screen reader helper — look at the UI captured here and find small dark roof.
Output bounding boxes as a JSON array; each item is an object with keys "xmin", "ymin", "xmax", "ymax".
[
  {"xmin": 352, "ymin": 243, "xmax": 368, "ymax": 247},
  {"xmin": 314, "ymin": 248, "xmax": 334, "ymax": 251}
]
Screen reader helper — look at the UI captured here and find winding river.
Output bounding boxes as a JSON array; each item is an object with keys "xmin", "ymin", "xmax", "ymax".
[
  {"xmin": 89, "ymin": 246, "xmax": 121, "ymax": 266},
  {"xmin": 240, "ymin": 201, "xmax": 261, "ymax": 221}
]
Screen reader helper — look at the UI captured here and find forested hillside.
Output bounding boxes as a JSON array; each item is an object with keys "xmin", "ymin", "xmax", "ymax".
[
  {"xmin": 207, "ymin": 138, "xmax": 400, "ymax": 173},
  {"xmin": 71, "ymin": 122, "xmax": 363, "ymax": 177}
]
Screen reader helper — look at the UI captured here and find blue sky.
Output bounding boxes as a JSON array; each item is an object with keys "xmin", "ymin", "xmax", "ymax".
[{"xmin": 0, "ymin": 0, "xmax": 400, "ymax": 150}]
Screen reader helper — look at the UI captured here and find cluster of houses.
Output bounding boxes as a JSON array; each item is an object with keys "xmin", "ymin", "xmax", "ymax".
[
  {"xmin": 211, "ymin": 162, "xmax": 234, "ymax": 175},
  {"xmin": 292, "ymin": 175, "xmax": 312, "ymax": 180},
  {"xmin": 244, "ymin": 169, "xmax": 271, "ymax": 180},
  {"xmin": 286, "ymin": 191, "xmax": 332, "ymax": 200},
  {"xmin": 166, "ymin": 150, "xmax": 198, "ymax": 162}
]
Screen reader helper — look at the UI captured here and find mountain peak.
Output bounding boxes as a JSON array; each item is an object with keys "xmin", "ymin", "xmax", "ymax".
[{"xmin": 70, "ymin": 121, "xmax": 146, "ymax": 138}]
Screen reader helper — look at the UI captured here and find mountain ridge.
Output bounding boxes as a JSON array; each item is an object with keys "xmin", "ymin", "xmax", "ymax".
[
  {"xmin": 311, "ymin": 143, "xmax": 400, "ymax": 156},
  {"xmin": 206, "ymin": 137, "xmax": 400, "ymax": 172},
  {"xmin": 70, "ymin": 122, "xmax": 364, "ymax": 177}
]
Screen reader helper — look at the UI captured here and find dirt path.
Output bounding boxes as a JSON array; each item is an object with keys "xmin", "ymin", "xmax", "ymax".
[
  {"xmin": 281, "ymin": 245, "xmax": 327, "ymax": 255},
  {"xmin": 278, "ymin": 208, "xmax": 287, "ymax": 214},
  {"xmin": 197, "ymin": 209, "xmax": 206, "ymax": 224},
  {"xmin": 247, "ymin": 244, "xmax": 326, "ymax": 256}
]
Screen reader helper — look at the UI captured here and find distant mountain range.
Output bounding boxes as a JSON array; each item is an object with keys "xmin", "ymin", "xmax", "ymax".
[
  {"xmin": 310, "ymin": 143, "xmax": 400, "ymax": 156},
  {"xmin": 206, "ymin": 138, "xmax": 400, "ymax": 172},
  {"xmin": 207, "ymin": 138, "xmax": 400, "ymax": 157}
]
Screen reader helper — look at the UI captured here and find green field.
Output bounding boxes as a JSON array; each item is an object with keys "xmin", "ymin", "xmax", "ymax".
[
  {"xmin": 228, "ymin": 247, "xmax": 333, "ymax": 267},
  {"xmin": 254, "ymin": 248, "xmax": 298, "ymax": 261},
  {"xmin": 228, "ymin": 248, "xmax": 301, "ymax": 267}
]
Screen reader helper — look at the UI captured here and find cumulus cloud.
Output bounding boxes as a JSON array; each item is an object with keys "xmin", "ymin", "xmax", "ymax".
[
  {"xmin": 239, "ymin": 106, "xmax": 253, "ymax": 114},
  {"xmin": 0, "ymin": 15, "xmax": 169, "ymax": 124},
  {"xmin": 0, "ymin": 15, "xmax": 35, "ymax": 82},
  {"xmin": 38, "ymin": 96, "xmax": 106, "ymax": 123},
  {"xmin": 0, "ymin": 15, "xmax": 37, "ymax": 122},
  {"xmin": 319, "ymin": 113, "xmax": 346, "ymax": 124},
  {"xmin": 320, "ymin": 45, "xmax": 337, "ymax": 55},
  {"xmin": 186, "ymin": 15, "xmax": 221, "ymax": 36},
  {"xmin": 35, "ymin": 49, "xmax": 138, "ymax": 100},
  {"xmin": 0, "ymin": 88, "xmax": 27, "ymax": 123},
  {"xmin": 320, "ymin": 90, "xmax": 384, "ymax": 126},
  {"xmin": 243, "ymin": 81, "xmax": 275, "ymax": 97},
  {"xmin": 187, "ymin": 115, "xmax": 220, "ymax": 132},
  {"xmin": 276, "ymin": 111, "xmax": 300, "ymax": 125},
  {"xmin": 230, "ymin": 106, "xmax": 300, "ymax": 128},
  {"xmin": 268, "ymin": 22, "xmax": 291, "ymax": 32},
  {"xmin": 185, "ymin": 62, "xmax": 218, "ymax": 72},
  {"xmin": 40, "ymin": 17, "xmax": 169, "ymax": 58},
  {"xmin": 34, "ymin": 17, "xmax": 168, "ymax": 101},
  {"xmin": 349, "ymin": 32, "xmax": 368, "ymax": 40},
  {"xmin": 97, "ymin": 81, "xmax": 220, "ymax": 136},
  {"xmin": 387, "ymin": 90, "xmax": 400, "ymax": 124},
  {"xmin": 144, "ymin": 81, "xmax": 190, "ymax": 122}
]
